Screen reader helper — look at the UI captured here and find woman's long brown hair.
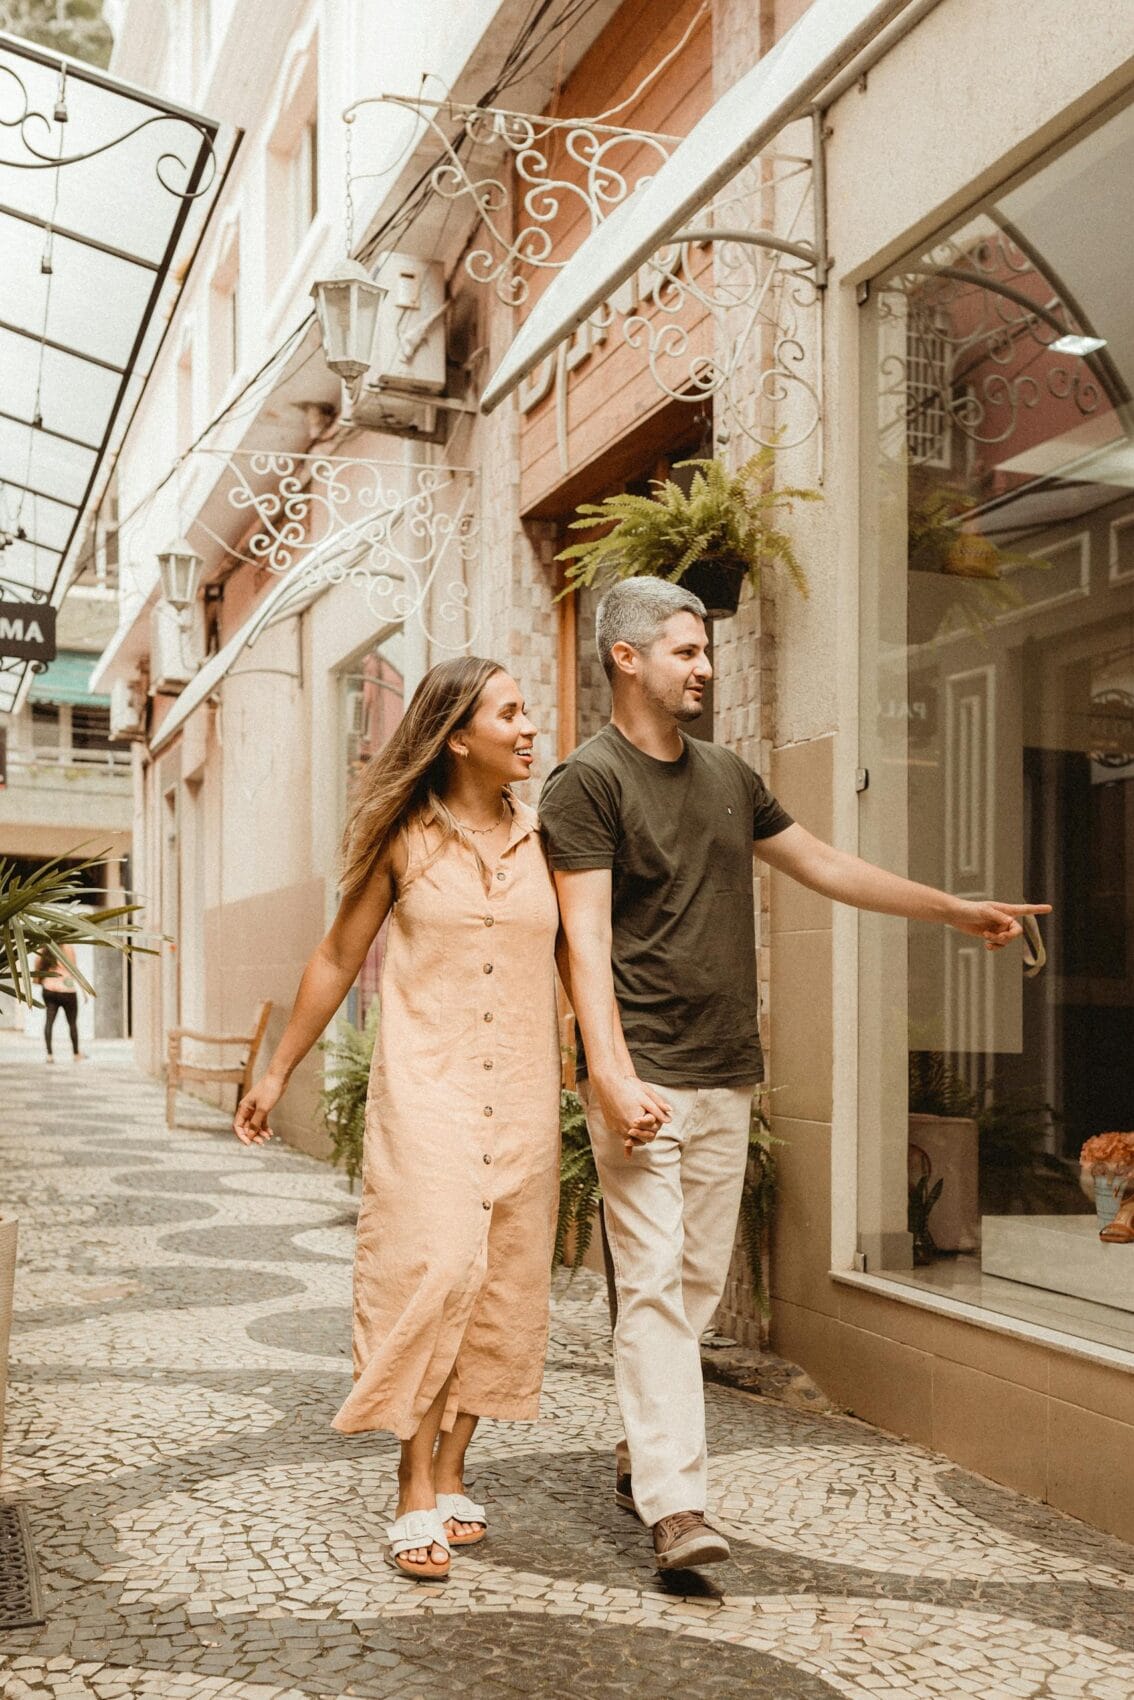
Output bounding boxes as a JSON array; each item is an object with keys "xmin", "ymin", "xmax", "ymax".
[{"xmin": 339, "ymin": 655, "xmax": 505, "ymax": 903}]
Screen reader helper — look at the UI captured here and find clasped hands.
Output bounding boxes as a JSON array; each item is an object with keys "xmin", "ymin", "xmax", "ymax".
[{"xmin": 593, "ymin": 1073, "xmax": 674, "ymax": 1158}]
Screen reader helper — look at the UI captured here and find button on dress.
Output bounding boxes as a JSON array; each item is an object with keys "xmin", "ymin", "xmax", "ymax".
[{"xmin": 332, "ymin": 798, "xmax": 561, "ymax": 1439}]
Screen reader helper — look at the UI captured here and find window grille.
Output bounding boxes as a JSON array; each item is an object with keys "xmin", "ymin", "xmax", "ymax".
[{"xmin": 905, "ymin": 312, "xmax": 952, "ymax": 468}]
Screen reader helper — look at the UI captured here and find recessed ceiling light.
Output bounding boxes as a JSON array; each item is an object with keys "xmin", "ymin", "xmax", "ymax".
[{"xmin": 1050, "ymin": 333, "xmax": 1107, "ymax": 357}]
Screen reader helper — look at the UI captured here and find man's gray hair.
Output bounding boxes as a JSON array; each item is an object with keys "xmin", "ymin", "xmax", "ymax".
[{"xmin": 595, "ymin": 577, "xmax": 707, "ymax": 681}]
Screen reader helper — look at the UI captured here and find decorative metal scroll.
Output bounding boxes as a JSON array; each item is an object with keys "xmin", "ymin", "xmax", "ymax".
[
  {"xmin": 349, "ymin": 96, "xmax": 824, "ymax": 455},
  {"xmin": 0, "ymin": 59, "xmax": 218, "ymax": 198},
  {"xmin": 878, "ymin": 228, "xmax": 1116, "ymax": 465},
  {"xmin": 189, "ymin": 453, "xmax": 480, "ymax": 653}
]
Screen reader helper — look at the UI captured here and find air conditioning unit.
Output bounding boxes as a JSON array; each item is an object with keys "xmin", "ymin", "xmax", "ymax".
[
  {"xmin": 341, "ymin": 253, "xmax": 458, "ymax": 443},
  {"xmin": 109, "ymin": 677, "xmax": 146, "ymax": 742},
  {"xmin": 370, "ymin": 255, "xmax": 446, "ymax": 395},
  {"xmin": 150, "ymin": 600, "xmax": 204, "ymax": 694}
]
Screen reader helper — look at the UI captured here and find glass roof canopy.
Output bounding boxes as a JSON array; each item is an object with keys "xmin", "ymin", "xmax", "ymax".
[{"xmin": 0, "ymin": 30, "xmax": 237, "ymax": 714}]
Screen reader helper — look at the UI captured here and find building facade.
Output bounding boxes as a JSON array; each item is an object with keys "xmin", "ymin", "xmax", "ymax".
[
  {"xmin": 0, "ymin": 584, "xmax": 131, "ymax": 1041},
  {"xmin": 93, "ymin": 0, "xmax": 1134, "ymax": 1539}
]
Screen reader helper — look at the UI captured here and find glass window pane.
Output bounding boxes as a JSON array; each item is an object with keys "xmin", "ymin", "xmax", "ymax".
[
  {"xmin": 0, "ymin": 536, "xmax": 61, "ymax": 597},
  {"xmin": 0, "ymin": 217, "xmax": 155, "ymax": 369},
  {"xmin": 860, "ymin": 96, "xmax": 1134, "ymax": 1351},
  {"xmin": 0, "ymin": 328, "xmax": 121, "ymax": 447},
  {"xmin": 0, "ymin": 415, "xmax": 95, "ymax": 506},
  {"xmin": 0, "ymin": 48, "xmax": 215, "ymax": 265}
]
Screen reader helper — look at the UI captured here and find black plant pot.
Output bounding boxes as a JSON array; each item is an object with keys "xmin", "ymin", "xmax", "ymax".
[{"xmin": 677, "ymin": 556, "xmax": 748, "ymax": 618}]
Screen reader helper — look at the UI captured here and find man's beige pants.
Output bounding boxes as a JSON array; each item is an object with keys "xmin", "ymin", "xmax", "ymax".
[{"xmin": 580, "ymin": 1080, "xmax": 756, "ymax": 1527}]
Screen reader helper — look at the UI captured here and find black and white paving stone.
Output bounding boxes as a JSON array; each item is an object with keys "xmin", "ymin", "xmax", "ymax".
[{"xmin": 2, "ymin": 1039, "xmax": 1133, "ymax": 1699}]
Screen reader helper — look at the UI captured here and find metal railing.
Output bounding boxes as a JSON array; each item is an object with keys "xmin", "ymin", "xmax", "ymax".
[{"xmin": 4, "ymin": 745, "xmax": 133, "ymax": 778}]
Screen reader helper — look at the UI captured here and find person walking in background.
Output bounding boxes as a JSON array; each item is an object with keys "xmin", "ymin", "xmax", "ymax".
[
  {"xmin": 35, "ymin": 942, "xmax": 85, "ymax": 1063},
  {"xmin": 233, "ymin": 658, "xmax": 561, "ymax": 1585},
  {"xmin": 540, "ymin": 577, "xmax": 1052, "ymax": 1574}
]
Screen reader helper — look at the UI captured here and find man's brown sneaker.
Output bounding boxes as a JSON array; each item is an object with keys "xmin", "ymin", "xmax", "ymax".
[
  {"xmin": 615, "ymin": 1471, "xmax": 637, "ymax": 1514},
  {"xmin": 652, "ymin": 1511, "xmax": 731, "ymax": 1571}
]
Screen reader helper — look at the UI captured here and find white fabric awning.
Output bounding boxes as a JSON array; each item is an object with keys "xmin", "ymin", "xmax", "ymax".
[
  {"xmin": 148, "ymin": 534, "xmax": 363, "ymax": 756},
  {"xmin": 480, "ymin": 0, "xmax": 925, "ymax": 414},
  {"xmin": 148, "ymin": 569, "xmax": 324, "ymax": 757}
]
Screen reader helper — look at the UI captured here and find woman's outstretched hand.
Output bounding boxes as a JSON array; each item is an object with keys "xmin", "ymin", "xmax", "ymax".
[{"xmin": 233, "ymin": 1075, "xmax": 285, "ymax": 1144}]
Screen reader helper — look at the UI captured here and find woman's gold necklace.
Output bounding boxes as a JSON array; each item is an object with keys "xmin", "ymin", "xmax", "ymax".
[{"xmin": 453, "ymin": 793, "xmax": 509, "ymax": 836}]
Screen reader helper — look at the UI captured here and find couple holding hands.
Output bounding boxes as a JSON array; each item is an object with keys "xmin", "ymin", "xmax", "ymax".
[{"xmin": 234, "ymin": 577, "xmax": 1048, "ymax": 1581}]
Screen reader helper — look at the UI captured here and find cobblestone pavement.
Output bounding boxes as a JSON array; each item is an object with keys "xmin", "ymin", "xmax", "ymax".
[{"xmin": 2, "ymin": 1040, "xmax": 1134, "ymax": 1700}]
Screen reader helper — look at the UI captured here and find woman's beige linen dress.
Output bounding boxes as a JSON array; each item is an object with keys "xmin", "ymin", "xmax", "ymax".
[{"xmin": 332, "ymin": 798, "xmax": 561, "ymax": 1439}]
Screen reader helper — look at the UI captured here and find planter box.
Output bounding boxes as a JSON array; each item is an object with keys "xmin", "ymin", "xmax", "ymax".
[{"xmin": 0, "ymin": 1212, "xmax": 16, "ymax": 1478}]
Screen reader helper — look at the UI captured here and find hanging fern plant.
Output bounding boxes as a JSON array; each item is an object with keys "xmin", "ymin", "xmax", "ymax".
[{"xmin": 555, "ymin": 447, "xmax": 819, "ymax": 615}]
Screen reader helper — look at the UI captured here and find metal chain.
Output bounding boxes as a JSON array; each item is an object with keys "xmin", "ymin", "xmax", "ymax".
[{"xmin": 344, "ymin": 115, "xmax": 355, "ymax": 256}]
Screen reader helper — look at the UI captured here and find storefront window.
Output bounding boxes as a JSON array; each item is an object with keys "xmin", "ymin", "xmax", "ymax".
[
  {"xmin": 859, "ymin": 99, "xmax": 1134, "ymax": 1347},
  {"xmin": 342, "ymin": 630, "xmax": 405, "ymax": 1026}
]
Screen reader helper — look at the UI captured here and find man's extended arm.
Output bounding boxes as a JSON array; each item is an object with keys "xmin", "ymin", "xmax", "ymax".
[
  {"xmin": 757, "ymin": 823, "xmax": 1051, "ymax": 944},
  {"xmin": 553, "ymin": 866, "xmax": 672, "ymax": 1152}
]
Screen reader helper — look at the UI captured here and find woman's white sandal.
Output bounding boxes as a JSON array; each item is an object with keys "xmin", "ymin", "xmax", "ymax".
[
  {"xmin": 435, "ymin": 1492, "xmax": 487, "ymax": 1546},
  {"xmin": 385, "ymin": 1508, "xmax": 451, "ymax": 1580}
]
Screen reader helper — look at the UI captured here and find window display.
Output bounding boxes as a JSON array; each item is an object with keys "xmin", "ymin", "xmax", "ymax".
[{"xmin": 859, "ymin": 99, "xmax": 1134, "ymax": 1346}]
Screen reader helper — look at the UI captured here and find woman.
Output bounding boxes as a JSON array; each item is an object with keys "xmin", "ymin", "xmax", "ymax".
[
  {"xmin": 233, "ymin": 658, "xmax": 562, "ymax": 1582},
  {"xmin": 35, "ymin": 942, "xmax": 85, "ymax": 1063}
]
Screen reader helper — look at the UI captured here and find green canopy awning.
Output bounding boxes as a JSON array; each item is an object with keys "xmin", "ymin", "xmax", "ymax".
[{"xmin": 27, "ymin": 649, "xmax": 107, "ymax": 706}]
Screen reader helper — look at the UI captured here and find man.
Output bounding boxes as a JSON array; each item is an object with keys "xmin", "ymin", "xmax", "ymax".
[{"xmin": 539, "ymin": 578, "xmax": 1050, "ymax": 1573}]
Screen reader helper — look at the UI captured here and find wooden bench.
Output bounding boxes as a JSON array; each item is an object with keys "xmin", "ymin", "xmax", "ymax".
[{"xmin": 165, "ymin": 999, "xmax": 273, "ymax": 1128}]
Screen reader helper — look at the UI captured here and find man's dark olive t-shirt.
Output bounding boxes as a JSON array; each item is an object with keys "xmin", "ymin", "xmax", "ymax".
[{"xmin": 539, "ymin": 724, "xmax": 793, "ymax": 1088}]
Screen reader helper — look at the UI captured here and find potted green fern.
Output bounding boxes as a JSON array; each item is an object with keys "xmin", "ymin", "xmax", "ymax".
[
  {"xmin": 317, "ymin": 1000, "xmax": 381, "ymax": 1187},
  {"xmin": 319, "ymin": 1009, "xmax": 785, "ymax": 1320},
  {"xmin": 556, "ymin": 447, "xmax": 818, "ymax": 617},
  {"xmin": 556, "ymin": 1087, "xmax": 781, "ymax": 1317}
]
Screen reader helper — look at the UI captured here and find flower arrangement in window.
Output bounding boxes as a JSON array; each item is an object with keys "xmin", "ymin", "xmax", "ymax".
[{"xmin": 1079, "ymin": 1132, "xmax": 1134, "ymax": 1244}]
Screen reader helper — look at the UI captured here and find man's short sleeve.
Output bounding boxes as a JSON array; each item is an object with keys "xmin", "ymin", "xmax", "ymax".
[
  {"xmin": 539, "ymin": 759, "xmax": 619, "ymax": 870},
  {"xmin": 751, "ymin": 769, "xmax": 794, "ymax": 841}
]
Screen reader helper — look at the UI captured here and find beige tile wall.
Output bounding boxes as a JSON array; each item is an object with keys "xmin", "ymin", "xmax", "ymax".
[
  {"xmin": 763, "ymin": 736, "xmax": 1134, "ymax": 1543},
  {"xmin": 774, "ymin": 1284, "xmax": 1134, "ymax": 1542},
  {"xmin": 199, "ymin": 877, "xmax": 329, "ymax": 1158}
]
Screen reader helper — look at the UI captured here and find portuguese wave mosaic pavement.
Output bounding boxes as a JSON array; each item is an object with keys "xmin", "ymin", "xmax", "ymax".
[{"xmin": 2, "ymin": 1041, "xmax": 1134, "ymax": 1699}]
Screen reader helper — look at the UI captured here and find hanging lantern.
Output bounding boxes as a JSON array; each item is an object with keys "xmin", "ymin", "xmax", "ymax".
[
  {"xmin": 311, "ymin": 259, "xmax": 386, "ymax": 384},
  {"xmin": 157, "ymin": 537, "xmax": 203, "ymax": 612}
]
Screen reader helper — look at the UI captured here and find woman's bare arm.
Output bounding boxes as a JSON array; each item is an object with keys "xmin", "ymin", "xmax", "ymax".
[{"xmin": 233, "ymin": 839, "xmax": 402, "ymax": 1141}]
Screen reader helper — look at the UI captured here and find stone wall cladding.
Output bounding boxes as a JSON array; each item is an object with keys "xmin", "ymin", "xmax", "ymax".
[
  {"xmin": 708, "ymin": 0, "xmax": 781, "ymax": 1347},
  {"xmin": 574, "ymin": 582, "xmax": 609, "ymax": 744}
]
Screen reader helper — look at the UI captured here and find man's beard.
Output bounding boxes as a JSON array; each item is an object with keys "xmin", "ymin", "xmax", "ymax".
[{"xmin": 642, "ymin": 673, "xmax": 705, "ymax": 722}]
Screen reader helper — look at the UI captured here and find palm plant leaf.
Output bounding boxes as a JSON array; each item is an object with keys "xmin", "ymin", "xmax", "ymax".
[{"xmin": 0, "ymin": 850, "xmax": 157, "ymax": 1004}]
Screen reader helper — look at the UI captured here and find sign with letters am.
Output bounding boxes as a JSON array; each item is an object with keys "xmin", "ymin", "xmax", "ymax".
[{"xmin": 0, "ymin": 602, "xmax": 57, "ymax": 662}]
